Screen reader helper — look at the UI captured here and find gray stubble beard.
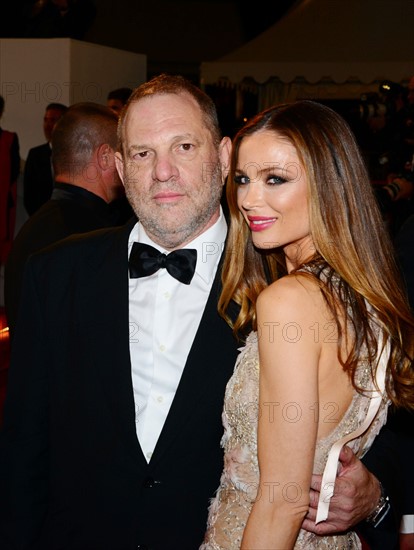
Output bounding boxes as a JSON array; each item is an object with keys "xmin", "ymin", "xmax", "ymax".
[{"xmin": 124, "ymin": 161, "xmax": 224, "ymax": 249}]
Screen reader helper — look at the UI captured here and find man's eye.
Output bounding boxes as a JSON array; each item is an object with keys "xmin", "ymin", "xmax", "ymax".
[{"xmin": 133, "ymin": 151, "xmax": 148, "ymax": 159}]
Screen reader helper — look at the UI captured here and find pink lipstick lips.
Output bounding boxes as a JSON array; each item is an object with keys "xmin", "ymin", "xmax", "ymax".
[{"xmin": 247, "ymin": 216, "xmax": 276, "ymax": 232}]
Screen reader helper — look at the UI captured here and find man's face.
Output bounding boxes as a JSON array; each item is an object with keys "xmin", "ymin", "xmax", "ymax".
[
  {"xmin": 116, "ymin": 93, "xmax": 230, "ymax": 249},
  {"xmin": 43, "ymin": 108, "xmax": 64, "ymax": 142}
]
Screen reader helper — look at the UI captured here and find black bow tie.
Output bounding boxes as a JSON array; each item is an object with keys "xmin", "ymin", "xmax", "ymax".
[{"xmin": 129, "ymin": 242, "xmax": 197, "ymax": 285}]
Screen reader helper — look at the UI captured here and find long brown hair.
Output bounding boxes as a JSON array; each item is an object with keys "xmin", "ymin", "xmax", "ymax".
[{"xmin": 219, "ymin": 100, "xmax": 414, "ymax": 408}]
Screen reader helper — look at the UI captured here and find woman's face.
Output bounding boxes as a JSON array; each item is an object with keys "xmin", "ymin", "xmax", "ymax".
[{"xmin": 236, "ymin": 130, "xmax": 315, "ymax": 270}]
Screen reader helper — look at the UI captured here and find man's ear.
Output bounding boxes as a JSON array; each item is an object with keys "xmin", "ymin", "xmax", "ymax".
[
  {"xmin": 219, "ymin": 136, "xmax": 232, "ymax": 183},
  {"xmin": 114, "ymin": 151, "xmax": 125, "ymax": 184},
  {"xmin": 97, "ymin": 143, "xmax": 113, "ymax": 170}
]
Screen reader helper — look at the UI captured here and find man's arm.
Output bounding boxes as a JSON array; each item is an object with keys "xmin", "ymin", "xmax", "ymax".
[
  {"xmin": 303, "ymin": 425, "xmax": 403, "ymax": 548},
  {"xmin": 0, "ymin": 259, "xmax": 50, "ymax": 548}
]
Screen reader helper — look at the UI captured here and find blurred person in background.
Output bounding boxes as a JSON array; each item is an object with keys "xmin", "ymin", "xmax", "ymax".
[
  {"xmin": 23, "ymin": 102, "xmax": 67, "ymax": 216},
  {"xmin": 0, "ymin": 95, "xmax": 20, "ymax": 267},
  {"xmin": 106, "ymin": 87, "xmax": 133, "ymax": 116},
  {"xmin": 5, "ymin": 102, "xmax": 125, "ymax": 337}
]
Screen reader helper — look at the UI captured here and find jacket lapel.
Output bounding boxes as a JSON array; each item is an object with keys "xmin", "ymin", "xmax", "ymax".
[
  {"xmin": 149, "ymin": 258, "xmax": 238, "ymax": 464},
  {"xmin": 81, "ymin": 219, "xmax": 148, "ymax": 466}
]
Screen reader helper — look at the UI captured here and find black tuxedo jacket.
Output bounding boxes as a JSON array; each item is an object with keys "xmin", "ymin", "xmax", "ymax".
[
  {"xmin": 0, "ymin": 219, "xmax": 404, "ymax": 549},
  {"xmin": 0, "ymin": 219, "xmax": 239, "ymax": 550},
  {"xmin": 23, "ymin": 142, "xmax": 54, "ymax": 216}
]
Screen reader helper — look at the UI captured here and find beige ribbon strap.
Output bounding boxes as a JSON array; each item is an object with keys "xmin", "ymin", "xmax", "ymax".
[{"xmin": 315, "ymin": 337, "xmax": 389, "ymax": 524}]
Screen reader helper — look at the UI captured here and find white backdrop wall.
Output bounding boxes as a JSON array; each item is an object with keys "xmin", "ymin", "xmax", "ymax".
[
  {"xmin": 0, "ymin": 38, "xmax": 146, "ymax": 159},
  {"xmin": 0, "ymin": 38, "xmax": 146, "ymax": 244}
]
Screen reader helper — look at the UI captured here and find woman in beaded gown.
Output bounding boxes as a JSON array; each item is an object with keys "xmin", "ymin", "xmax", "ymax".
[{"xmin": 201, "ymin": 101, "xmax": 414, "ymax": 549}]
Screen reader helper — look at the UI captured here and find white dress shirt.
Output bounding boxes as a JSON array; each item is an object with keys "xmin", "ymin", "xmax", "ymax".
[{"xmin": 128, "ymin": 209, "xmax": 227, "ymax": 462}]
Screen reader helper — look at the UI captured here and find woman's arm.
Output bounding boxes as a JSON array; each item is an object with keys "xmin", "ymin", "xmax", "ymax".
[{"xmin": 241, "ymin": 275, "xmax": 323, "ymax": 549}]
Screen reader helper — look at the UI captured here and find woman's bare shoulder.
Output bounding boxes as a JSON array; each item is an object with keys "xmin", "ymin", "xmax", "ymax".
[{"xmin": 257, "ymin": 272, "xmax": 323, "ymax": 317}]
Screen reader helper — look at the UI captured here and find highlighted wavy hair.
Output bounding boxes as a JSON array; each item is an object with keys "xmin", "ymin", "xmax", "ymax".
[{"xmin": 219, "ymin": 100, "xmax": 414, "ymax": 408}]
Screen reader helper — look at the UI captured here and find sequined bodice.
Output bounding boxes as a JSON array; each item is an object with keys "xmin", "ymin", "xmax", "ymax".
[{"xmin": 201, "ymin": 332, "xmax": 389, "ymax": 550}]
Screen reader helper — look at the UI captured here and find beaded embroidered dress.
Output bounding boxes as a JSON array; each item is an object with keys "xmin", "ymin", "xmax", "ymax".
[{"xmin": 201, "ymin": 328, "xmax": 390, "ymax": 550}]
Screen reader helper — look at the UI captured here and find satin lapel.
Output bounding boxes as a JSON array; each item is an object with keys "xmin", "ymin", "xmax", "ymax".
[
  {"xmin": 149, "ymin": 258, "xmax": 237, "ymax": 463},
  {"xmin": 80, "ymin": 219, "xmax": 147, "ymax": 466}
]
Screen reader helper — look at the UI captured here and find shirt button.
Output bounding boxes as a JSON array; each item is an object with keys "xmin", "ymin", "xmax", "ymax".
[
  {"xmin": 164, "ymin": 291, "xmax": 170, "ymax": 299},
  {"xmin": 157, "ymin": 396, "xmax": 163, "ymax": 403},
  {"xmin": 159, "ymin": 344, "xmax": 166, "ymax": 352}
]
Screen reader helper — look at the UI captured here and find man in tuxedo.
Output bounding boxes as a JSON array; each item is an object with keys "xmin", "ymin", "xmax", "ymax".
[
  {"xmin": 0, "ymin": 74, "xmax": 405, "ymax": 549},
  {"xmin": 23, "ymin": 102, "xmax": 68, "ymax": 216},
  {"xmin": 4, "ymin": 102, "xmax": 126, "ymax": 338}
]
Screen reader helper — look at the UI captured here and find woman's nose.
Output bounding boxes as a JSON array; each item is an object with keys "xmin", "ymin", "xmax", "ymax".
[{"xmin": 240, "ymin": 182, "xmax": 263, "ymax": 210}]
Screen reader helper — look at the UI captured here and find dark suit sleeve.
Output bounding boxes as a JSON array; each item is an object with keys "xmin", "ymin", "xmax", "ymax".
[
  {"xmin": 358, "ymin": 217, "xmax": 414, "ymax": 548},
  {"xmin": 389, "ymin": 408, "xmax": 414, "ymax": 513},
  {"xmin": 0, "ymin": 260, "xmax": 50, "ymax": 549},
  {"xmin": 358, "ymin": 422, "xmax": 404, "ymax": 549}
]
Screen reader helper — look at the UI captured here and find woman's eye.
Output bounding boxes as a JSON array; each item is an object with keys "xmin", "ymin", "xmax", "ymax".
[
  {"xmin": 180, "ymin": 143, "xmax": 193, "ymax": 151},
  {"xmin": 268, "ymin": 175, "xmax": 287, "ymax": 185},
  {"xmin": 234, "ymin": 174, "xmax": 249, "ymax": 185}
]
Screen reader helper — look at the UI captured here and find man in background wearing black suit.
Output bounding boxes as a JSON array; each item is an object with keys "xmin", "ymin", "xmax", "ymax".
[
  {"xmin": 4, "ymin": 102, "xmax": 125, "ymax": 337},
  {"xmin": 0, "ymin": 75, "xmax": 406, "ymax": 549},
  {"xmin": 23, "ymin": 102, "xmax": 67, "ymax": 216}
]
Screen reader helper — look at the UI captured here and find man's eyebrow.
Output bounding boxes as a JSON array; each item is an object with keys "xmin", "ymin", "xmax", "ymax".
[
  {"xmin": 127, "ymin": 133, "xmax": 202, "ymax": 154},
  {"xmin": 170, "ymin": 132, "xmax": 203, "ymax": 145},
  {"xmin": 127, "ymin": 144, "xmax": 149, "ymax": 153}
]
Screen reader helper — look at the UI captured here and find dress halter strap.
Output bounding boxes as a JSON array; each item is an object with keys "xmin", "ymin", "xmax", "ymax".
[{"xmin": 315, "ymin": 333, "xmax": 389, "ymax": 524}]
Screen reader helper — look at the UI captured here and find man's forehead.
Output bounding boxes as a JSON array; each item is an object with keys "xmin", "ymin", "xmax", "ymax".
[
  {"xmin": 130, "ymin": 92, "xmax": 200, "ymax": 118},
  {"xmin": 123, "ymin": 95, "xmax": 205, "ymax": 138}
]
